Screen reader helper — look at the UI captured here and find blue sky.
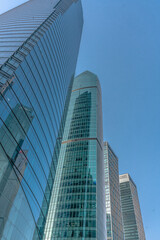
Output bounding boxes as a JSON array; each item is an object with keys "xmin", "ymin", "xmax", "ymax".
[
  {"xmin": 76, "ymin": 0, "xmax": 160, "ymax": 239},
  {"xmin": 1, "ymin": 0, "xmax": 160, "ymax": 239},
  {"xmin": 0, "ymin": 0, "xmax": 29, "ymax": 14}
]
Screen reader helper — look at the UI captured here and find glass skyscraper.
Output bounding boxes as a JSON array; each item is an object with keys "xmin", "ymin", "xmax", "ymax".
[
  {"xmin": 104, "ymin": 142, "xmax": 124, "ymax": 240},
  {"xmin": 0, "ymin": 0, "xmax": 83, "ymax": 239},
  {"xmin": 44, "ymin": 71, "xmax": 106, "ymax": 239},
  {"xmin": 119, "ymin": 174, "xmax": 146, "ymax": 240}
]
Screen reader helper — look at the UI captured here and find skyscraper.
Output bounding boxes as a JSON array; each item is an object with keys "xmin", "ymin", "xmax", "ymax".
[
  {"xmin": 104, "ymin": 142, "xmax": 124, "ymax": 240},
  {"xmin": 119, "ymin": 174, "xmax": 146, "ymax": 240},
  {"xmin": 0, "ymin": 0, "xmax": 83, "ymax": 239},
  {"xmin": 43, "ymin": 71, "xmax": 106, "ymax": 239}
]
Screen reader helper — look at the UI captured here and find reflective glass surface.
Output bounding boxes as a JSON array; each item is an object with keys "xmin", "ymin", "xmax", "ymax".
[
  {"xmin": 0, "ymin": 0, "xmax": 83, "ymax": 239},
  {"xmin": 44, "ymin": 71, "xmax": 106, "ymax": 240}
]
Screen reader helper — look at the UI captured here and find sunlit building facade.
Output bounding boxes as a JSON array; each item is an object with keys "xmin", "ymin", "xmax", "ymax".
[
  {"xmin": 0, "ymin": 0, "xmax": 83, "ymax": 239},
  {"xmin": 104, "ymin": 142, "xmax": 124, "ymax": 240},
  {"xmin": 44, "ymin": 71, "xmax": 106, "ymax": 239},
  {"xmin": 119, "ymin": 174, "xmax": 146, "ymax": 240}
]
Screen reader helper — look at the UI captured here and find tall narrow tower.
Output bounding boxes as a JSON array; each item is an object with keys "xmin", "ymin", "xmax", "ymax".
[
  {"xmin": 104, "ymin": 142, "xmax": 124, "ymax": 240},
  {"xmin": 119, "ymin": 174, "xmax": 146, "ymax": 240},
  {"xmin": 0, "ymin": 0, "xmax": 83, "ymax": 239},
  {"xmin": 44, "ymin": 71, "xmax": 106, "ymax": 239}
]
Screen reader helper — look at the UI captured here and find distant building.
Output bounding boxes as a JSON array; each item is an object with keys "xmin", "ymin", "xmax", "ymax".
[
  {"xmin": 104, "ymin": 142, "xmax": 124, "ymax": 240},
  {"xmin": 44, "ymin": 71, "xmax": 106, "ymax": 239},
  {"xmin": 119, "ymin": 174, "xmax": 146, "ymax": 240}
]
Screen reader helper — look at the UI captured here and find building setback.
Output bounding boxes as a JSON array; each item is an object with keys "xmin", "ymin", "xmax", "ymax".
[
  {"xmin": 119, "ymin": 174, "xmax": 146, "ymax": 240},
  {"xmin": 104, "ymin": 142, "xmax": 124, "ymax": 240},
  {"xmin": 44, "ymin": 71, "xmax": 106, "ymax": 239},
  {"xmin": 0, "ymin": 0, "xmax": 83, "ymax": 239}
]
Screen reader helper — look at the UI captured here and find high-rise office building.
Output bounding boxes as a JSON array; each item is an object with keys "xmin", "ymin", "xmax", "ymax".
[
  {"xmin": 0, "ymin": 0, "xmax": 83, "ymax": 239},
  {"xmin": 119, "ymin": 174, "xmax": 146, "ymax": 240},
  {"xmin": 43, "ymin": 71, "xmax": 106, "ymax": 239},
  {"xmin": 104, "ymin": 142, "xmax": 124, "ymax": 240}
]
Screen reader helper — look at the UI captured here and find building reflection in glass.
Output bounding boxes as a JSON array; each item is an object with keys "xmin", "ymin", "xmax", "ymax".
[{"xmin": 0, "ymin": 104, "xmax": 33, "ymax": 237}]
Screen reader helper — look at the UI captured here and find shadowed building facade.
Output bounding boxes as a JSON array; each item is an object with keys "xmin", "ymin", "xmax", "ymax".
[
  {"xmin": 0, "ymin": 0, "xmax": 83, "ymax": 239},
  {"xmin": 104, "ymin": 142, "xmax": 124, "ymax": 240},
  {"xmin": 44, "ymin": 71, "xmax": 106, "ymax": 239},
  {"xmin": 119, "ymin": 174, "xmax": 146, "ymax": 240}
]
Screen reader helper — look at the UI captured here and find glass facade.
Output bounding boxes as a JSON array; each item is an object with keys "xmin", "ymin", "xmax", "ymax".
[
  {"xmin": 0, "ymin": 0, "xmax": 83, "ymax": 239},
  {"xmin": 0, "ymin": 0, "xmax": 60, "ymax": 67},
  {"xmin": 44, "ymin": 71, "xmax": 106, "ymax": 239},
  {"xmin": 119, "ymin": 174, "xmax": 146, "ymax": 240},
  {"xmin": 104, "ymin": 142, "xmax": 124, "ymax": 240}
]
